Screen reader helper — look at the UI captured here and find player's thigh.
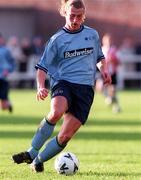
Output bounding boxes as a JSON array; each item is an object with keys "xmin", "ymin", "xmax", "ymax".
[
  {"xmin": 47, "ymin": 96, "xmax": 69, "ymax": 124},
  {"xmin": 49, "ymin": 81, "xmax": 72, "ymax": 121},
  {"xmin": 58, "ymin": 112, "xmax": 82, "ymax": 144},
  {"xmin": 50, "ymin": 96, "xmax": 68, "ymax": 113}
]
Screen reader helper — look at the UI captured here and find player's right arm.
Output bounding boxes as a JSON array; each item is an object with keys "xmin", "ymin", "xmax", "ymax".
[
  {"xmin": 35, "ymin": 35, "xmax": 58, "ymax": 101},
  {"xmin": 36, "ymin": 69, "xmax": 49, "ymax": 101}
]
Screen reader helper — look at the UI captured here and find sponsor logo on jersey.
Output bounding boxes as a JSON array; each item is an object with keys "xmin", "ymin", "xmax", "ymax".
[{"xmin": 64, "ymin": 47, "xmax": 93, "ymax": 59}]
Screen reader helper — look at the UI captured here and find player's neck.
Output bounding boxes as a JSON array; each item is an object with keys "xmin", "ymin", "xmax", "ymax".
[{"xmin": 64, "ymin": 25, "xmax": 83, "ymax": 33}]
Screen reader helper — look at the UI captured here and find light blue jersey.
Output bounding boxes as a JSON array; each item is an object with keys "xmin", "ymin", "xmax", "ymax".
[
  {"xmin": 36, "ymin": 25, "xmax": 104, "ymax": 88},
  {"xmin": 0, "ymin": 46, "xmax": 15, "ymax": 79}
]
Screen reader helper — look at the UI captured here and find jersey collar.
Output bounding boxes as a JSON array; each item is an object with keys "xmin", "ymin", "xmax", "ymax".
[{"xmin": 63, "ymin": 25, "xmax": 84, "ymax": 34}]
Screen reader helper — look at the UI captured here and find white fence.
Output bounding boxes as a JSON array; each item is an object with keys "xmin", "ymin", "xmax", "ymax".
[
  {"xmin": 8, "ymin": 54, "xmax": 141, "ymax": 89},
  {"xmin": 118, "ymin": 54, "xmax": 141, "ymax": 89},
  {"xmin": 8, "ymin": 55, "xmax": 40, "ymax": 88}
]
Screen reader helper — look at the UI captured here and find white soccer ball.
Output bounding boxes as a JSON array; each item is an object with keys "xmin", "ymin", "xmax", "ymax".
[{"xmin": 54, "ymin": 152, "xmax": 79, "ymax": 175}]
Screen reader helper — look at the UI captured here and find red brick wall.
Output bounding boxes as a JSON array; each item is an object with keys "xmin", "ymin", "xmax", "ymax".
[
  {"xmin": 84, "ymin": 0, "xmax": 141, "ymax": 45},
  {"xmin": 35, "ymin": 0, "xmax": 141, "ymax": 46},
  {"xmin": 0, "ymin": 0, "xmax": 140, "ymax": 45}
]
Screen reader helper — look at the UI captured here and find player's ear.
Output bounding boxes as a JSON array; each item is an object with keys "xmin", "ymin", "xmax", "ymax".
[
  {"xmin": 82, "ymin": 14, "xmax": 86, "ymax": 22},
  {"xmin": 64, "ymin": 10, "xmax": 67, "ymax": 16}
]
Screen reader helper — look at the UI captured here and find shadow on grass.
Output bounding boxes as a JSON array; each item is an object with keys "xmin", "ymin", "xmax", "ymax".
[
  {"xmin": 1, "ymin": 130, "xmax": 141, "ymax": 141},
  {"xmin": 0, "ymin": 116, "xmax": 141, "ymax": 126},
  {"xmin": 0, "ymin": 116, "xmax": 40, "ymax": 125},
  {"xmin": 1, "ymin": 115, "xmax": 141, "ymax": 141},
  {"xmin": 86, "ymin": 120, "xmax": 141, "ymax": 126}
]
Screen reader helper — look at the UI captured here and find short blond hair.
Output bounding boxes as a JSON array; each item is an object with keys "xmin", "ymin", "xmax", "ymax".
[{"xmin": 60, "ymin": 0, "xmax": 85, "ymax": 17}]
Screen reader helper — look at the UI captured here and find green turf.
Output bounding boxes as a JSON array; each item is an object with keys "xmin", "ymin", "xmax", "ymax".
[{"xmin": 0, "ymin": 89, "xmax": 141, "ymax": 180}]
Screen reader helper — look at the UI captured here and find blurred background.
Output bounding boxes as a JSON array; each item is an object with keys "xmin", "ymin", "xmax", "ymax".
[
  {"xmin": 0, "ymin": 1, "xmax": 141, "ymax": 179},
  {"xmin": 0, "ymin": 0, "xmax": 141, "ymax": 89}
]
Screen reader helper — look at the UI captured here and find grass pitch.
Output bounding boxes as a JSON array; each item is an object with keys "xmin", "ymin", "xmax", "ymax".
[{"xmin": 0, "ymin": 89, "xmax": 141, "ymax": 180}]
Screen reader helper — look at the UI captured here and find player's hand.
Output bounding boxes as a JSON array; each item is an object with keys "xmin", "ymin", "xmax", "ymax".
[
  {"xmin": 36, "ymin": 88, "xmax": 49, "ymax": 101},
  {"xmin": 101, "ymin": 72, "xmax": 112, "ymax": 86}
]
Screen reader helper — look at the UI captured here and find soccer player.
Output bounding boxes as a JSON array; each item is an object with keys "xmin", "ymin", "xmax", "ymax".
[
  {"xmin": 0, "ymin": 33, "xmax": 15, "ymax": 113},
  {"xmin": 102, "ymin": 33, "xmax": 121, "ymax": 113},
  {"xmin": 12, "ymin": 0, "xmax": 111, "ymax": 172}
]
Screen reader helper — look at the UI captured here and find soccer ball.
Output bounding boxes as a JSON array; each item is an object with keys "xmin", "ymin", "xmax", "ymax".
[{"xmin": 54, "ymin": 152, "xmax": 79, "ymax": 175}]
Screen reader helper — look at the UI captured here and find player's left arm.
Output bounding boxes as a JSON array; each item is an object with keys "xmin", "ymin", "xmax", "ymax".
[{"xmin": 96, "ymin": 59, "xmax": 112, "ymax": 86}]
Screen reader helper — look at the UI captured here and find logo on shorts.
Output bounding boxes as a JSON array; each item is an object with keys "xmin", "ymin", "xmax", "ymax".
[
  {"xmin": 64, "ymin": 47, "xmax": 93, "ymax": 59},
  {"xmin": 52, "ymin": 89, "xmax": 64, "ymax": 96}
]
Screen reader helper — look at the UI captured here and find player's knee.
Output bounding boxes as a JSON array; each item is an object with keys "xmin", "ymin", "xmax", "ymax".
[{"xmin": 49, "ymin": 110, "xmax": 63, "ymax": 123}]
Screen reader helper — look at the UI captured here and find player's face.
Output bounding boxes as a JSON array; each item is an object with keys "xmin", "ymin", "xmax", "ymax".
[{"xmin": 65, "ymin": 6, "xmax": 85, "ymax": 31}]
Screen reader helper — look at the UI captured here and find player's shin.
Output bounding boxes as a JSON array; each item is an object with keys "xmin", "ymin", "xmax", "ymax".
[
  {"xmin": 32, "ymin": 136, "xmax": 66, "ymax": 164},
  {"xmin": 28, "ymin": 118, "xmax": 55, "ymax": 159}
]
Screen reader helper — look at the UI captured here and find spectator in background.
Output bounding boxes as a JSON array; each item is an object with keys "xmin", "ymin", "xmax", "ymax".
[
  {"xmin": 20, "ymin": 37, "xmax": 32, "ymax": 72},
  {"xmin": 118, "ymin": 37, "xmax": 135, "ymax": 55},
  {"xmin": 102, "ymin": 33, "xmax": 121, "ymax": 113},
  {"xmin": 0, "ymin": 33, "xmax": 15, "ymax": 113},
  {"xmin": 135, "ymin": 40, "xmax": 141, "ymax": 55},
  {"xmin": 134, "ymin": 40, "xmax": 141, "ymax": 72},
  {"xmin": 6, "ymin": 36, "xmax": 24, "ymax": 72},
  {"xmin": 31, "ymin": 36, "xmax": 44, "ymax": 56},
  {"xmin": 26, "ymin": 36, "xmax": 45, "ymax": 88}
]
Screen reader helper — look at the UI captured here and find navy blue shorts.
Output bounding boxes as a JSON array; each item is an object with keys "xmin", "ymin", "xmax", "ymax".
[
  {"xmin": 111, "ymin": 73, "xmax": 117, "ymax": 85},
  {"xmin": 0, "ymin": 79, "xmax": 9, "ymax": 100},
  {"xmin": 51, "ymin": 80, "xmax": 94, "ymax": 125}
]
